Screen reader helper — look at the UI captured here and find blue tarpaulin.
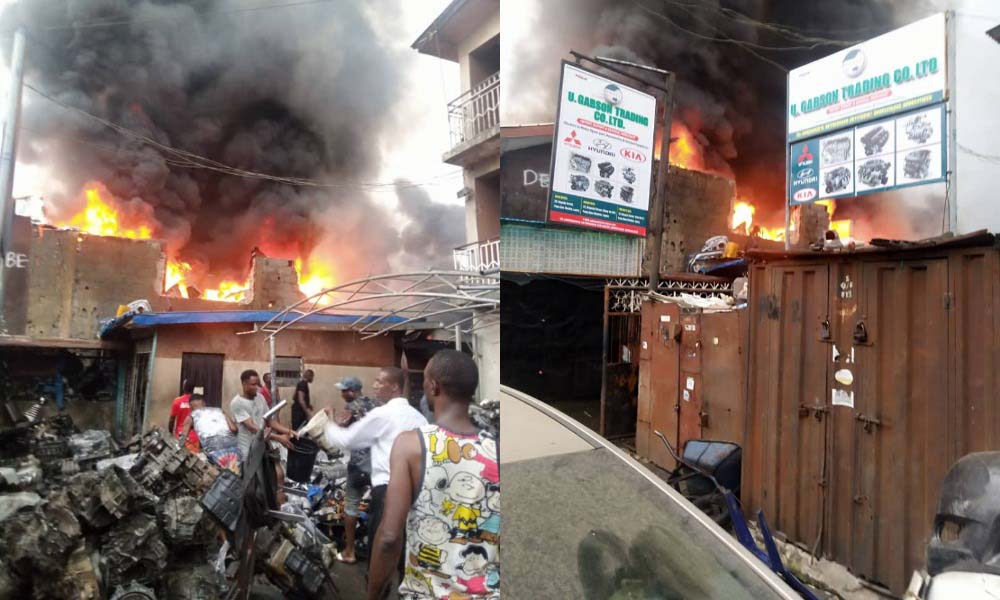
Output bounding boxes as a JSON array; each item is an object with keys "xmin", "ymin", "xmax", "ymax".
[{"xmin": 100, "ymin": 310, "xmax": 406, "ymax": 339}]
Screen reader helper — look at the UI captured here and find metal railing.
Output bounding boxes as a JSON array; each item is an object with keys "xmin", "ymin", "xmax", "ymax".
[
  {"xmin": 453, "ymin": 237, "xmax": 500, "ymax": 273},
  {"xmin": 447, "ymin": 72, "xmax": 499, "ymax": 151}
]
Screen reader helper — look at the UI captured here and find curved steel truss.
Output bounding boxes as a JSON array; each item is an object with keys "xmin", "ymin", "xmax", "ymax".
[{"xmin": 260, "ymin": 270, "xmax": 499, "ymax": 340}]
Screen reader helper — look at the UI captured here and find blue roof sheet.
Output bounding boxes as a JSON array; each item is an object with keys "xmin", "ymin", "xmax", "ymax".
[{"xmin": 100, "ymin": 310, "xmax": 405, "ymax": 338}]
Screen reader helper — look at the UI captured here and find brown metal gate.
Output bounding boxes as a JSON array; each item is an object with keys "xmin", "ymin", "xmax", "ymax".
[
  {"xmin": 745, "ymin": 241, "xmax": 1000, "ymax": 595},
  {"xmin": 637, "ymin": 301, "xmax": 748, "ymax": 472}
]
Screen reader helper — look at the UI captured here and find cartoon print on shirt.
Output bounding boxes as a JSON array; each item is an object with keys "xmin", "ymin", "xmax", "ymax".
[
  {"xmin": 418, "ymin": 465, "xmax": 449, "ymax": 510},
  {"xmin": 440, "ymin": 471, "xmax": 485, "ymax": 542},
  {"xmin": 471, "ymin": 435, "xmax": 498, "ymax": 483},
  {"xmin": 429, "ymin": 431, "xmax": 478, "ymax": 464},
  {"xmin": 478, "ymin": 485, "xmax": 500, "ymax": 545},
  {"xmin": 402, "ymin": 565, "xmax": 435, "ymax": 598},
  {"xmin": 454, "ymin": 545, "xmax": 490, "ymax": 595},
  {"xmin": 485, "ymin": 564, "xmax": 499, "ymax": 592},
  {"xmin": 408, "ymin": 515, "xmax": 451, "ymax": 578}
]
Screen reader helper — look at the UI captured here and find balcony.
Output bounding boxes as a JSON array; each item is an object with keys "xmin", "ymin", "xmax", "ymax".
[
  {"xmin": 444, "ymin": 72, "xmax": 500, "ymax": 166},
  {"xmin": 453, "ymin": 237, "xmax": 500, "ymax": 274}
]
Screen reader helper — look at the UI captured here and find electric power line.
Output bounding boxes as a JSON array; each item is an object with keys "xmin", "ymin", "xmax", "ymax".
[
  {"xmin": 23, "ymin": 82, "xmax": 463, "ymax": 192},
  {"xmin": 958, "ymin": 143, "xmax": 1000, "ymax": 164},
  {"xmin": 631, "ymin": 1, "xmax": 790, "ymax": 72}
]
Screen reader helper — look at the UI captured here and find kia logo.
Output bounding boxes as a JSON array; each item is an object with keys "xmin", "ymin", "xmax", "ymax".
[
  {"xmin": 797, "ymin": 168, "xmax": 815, "ymax": 178},
  {"xmin": 794, "ymin": 189, "xmax": 817, "ymax": 201},
  {"xmin": 620, "ymin": 149, "xmax": 646, "ymax": 163}
]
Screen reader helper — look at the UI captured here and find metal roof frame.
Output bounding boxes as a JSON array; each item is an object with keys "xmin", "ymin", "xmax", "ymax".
[{"xmin": 259, "ymin": 270, "xmax": 499, "ymax": 341}]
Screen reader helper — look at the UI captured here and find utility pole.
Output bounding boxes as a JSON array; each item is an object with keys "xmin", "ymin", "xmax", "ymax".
[
  {"xmin": 0, "ymin": 27, "xmax": 26, "ymax": 321},
  {"xmin": 648, "ymin": 72, "xmax": 675, "ymax": 292}
]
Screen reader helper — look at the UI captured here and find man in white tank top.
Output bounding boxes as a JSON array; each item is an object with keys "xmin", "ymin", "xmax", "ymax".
[{"xmin": 367, "ymin": 350, "xmax": 499, "ymax": 599}]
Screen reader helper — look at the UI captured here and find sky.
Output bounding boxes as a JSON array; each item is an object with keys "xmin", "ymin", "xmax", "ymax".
[{"xmin": 0, "ymin": 0, "xmax": 464, "ymax": 223}]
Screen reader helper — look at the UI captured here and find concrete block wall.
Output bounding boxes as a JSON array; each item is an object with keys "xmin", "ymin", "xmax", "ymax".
[
  {"xmin": 644, "ymin": 165, "xmax": 736, "ymax": 274},
  {"xmin": 17, "ymin": 225, "xmax": 306, "ymax": 341}
]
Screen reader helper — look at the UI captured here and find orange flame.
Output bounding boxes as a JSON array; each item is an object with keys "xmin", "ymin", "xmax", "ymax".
[
  {"xmin": 165, "ymin": 260, "xmax": 192, "ymax": 298},
  {"xmin": 203, "ymin": 280, "xmax": 249, "ymax": 303},
  {"xmin": 295, "ymin": 257, "xmax": 337, "ymax": 302},
  {"xmin": 55, "ymin": 183, "xmax": 338, "ymax": 304},
  {"xmin": 731, "ymin": 197, "xmax": 853, "ymax": 243},
  {"xmin": 57, "ymin": 187, "xmax": 152, "ymax": 240}
]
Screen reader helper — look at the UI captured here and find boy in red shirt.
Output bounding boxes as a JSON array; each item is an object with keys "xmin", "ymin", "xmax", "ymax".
[{"xmin": 168, "ymin": 380, "xmax": 199, "ymax": 452}]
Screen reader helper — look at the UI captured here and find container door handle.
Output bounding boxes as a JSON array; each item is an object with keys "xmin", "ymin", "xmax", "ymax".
[
  {"xmin": 856, "ymin": 413, "xmax": 881, "ymax": 433},
  {"xmin": 820, "ymin": 318, "xmax": 832, "ymax": 341},
  {"xmin": 853, "ymin": 320, "xmax": 868, "ymax": 344}
]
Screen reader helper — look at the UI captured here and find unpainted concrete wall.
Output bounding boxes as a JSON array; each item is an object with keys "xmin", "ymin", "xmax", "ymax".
[
  {"xmin": 644, "ymin": 165, "xmax": 735, "ymax": 275},
  {"xmin": 144, "ymin": 325, "xmax": 396, "ymax": 432},
  {"xmin": 16, "ymin": 224, "xmax": 306, "ymax": 341}
]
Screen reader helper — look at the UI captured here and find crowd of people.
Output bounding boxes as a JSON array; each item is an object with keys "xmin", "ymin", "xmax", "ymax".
[{"xmin": 164, "ymin": 350, "xmax": 499, "ymax": 599}]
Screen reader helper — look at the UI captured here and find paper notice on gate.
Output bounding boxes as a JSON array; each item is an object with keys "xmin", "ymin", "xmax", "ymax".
[{"xmin": 832, "ymin": 388, "xmax": 854, "ymax": 408}]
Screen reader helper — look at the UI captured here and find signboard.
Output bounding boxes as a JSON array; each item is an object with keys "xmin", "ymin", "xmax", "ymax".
[
  {"xmin": 789, "ymin": 103, "xmax": 947, "ymax": 204},
  {"xmin": 787, "ymin": 13, "xmax": 947, "ymax": 142},
  {"xmin": 548, "ymin": 61, "xmax": 656, "ymax": 236}
]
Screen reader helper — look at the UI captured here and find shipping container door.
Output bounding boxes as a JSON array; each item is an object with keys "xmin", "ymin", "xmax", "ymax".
[
  {"xmin": 824, "ymin": 260, "xmax": 864, "ymax": 568},
  {"xmin": 699, "ymin": 309, "xmax": 748, "ymax": 448},
  {"xmin": 751, "ymin": 264, "xmax": 829, "ymax": 544},
  {"xmin": 646, "ymin": 302, "xmax": 682, "ymax": 470},
  {"xmin": 851, "ymin": 259, "xmax": 948, "ymax": 594}
]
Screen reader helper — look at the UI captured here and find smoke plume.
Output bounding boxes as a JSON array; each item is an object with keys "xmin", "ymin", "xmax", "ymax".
[
  {"xmin": 1, "ymin": 0, "xmax": 461, "ymax": 284},
  {"xmin": 504, "ymin": 0, "xmax": 912, "ymax": 208},
  {"xmin": 394, "ymin": 179, "xmax": 465, "ymax": 270}
]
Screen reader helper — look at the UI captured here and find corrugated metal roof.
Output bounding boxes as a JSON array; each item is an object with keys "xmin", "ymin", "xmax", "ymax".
[
  {"xmin": 745, "ymin": 230, "xmax": 996, "ymax": 261},
  {"xmin": 100, "ymin": 310, "xmax": 405, "ymax": 338}
]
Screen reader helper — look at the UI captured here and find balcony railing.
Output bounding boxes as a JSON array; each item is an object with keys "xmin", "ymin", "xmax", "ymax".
[
  {"xmin": 447, "ymin": 72, "xmax": 499, "ymax": 151},
  {"xmin": 453, "ymin": 237, "xmax": 500, "ymax": 274}
]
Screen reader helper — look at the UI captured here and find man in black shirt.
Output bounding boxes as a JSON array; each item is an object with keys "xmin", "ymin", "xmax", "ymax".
[
  {"xmin": 292, "ymin": 369, "xmax": 314, "ymax": 429},
  {"xmin": 286, "ymin": 368, "xmax": 317, "ymax": 483}
]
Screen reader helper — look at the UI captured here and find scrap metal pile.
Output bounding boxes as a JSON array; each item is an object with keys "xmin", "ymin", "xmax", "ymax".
[{"xmin": 0, "ymin": 406, "xmax": 345, "ymax": 600}]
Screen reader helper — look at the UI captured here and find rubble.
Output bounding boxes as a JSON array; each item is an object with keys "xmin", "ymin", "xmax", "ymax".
[{"xmin": 0, "ymin": 413, "xmax": 341, "ymax": 599}]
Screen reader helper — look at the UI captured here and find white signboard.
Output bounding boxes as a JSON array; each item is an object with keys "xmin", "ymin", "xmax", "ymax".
[
  {"xmin": 548, "ymin": 62, "xmax": 657, "ymax": 236},
  {"xmin": 787, "ymin": 12, "xmax": 947, "ymax": 142},
  {"xmin": 789, "ymin": 103, "xmax": 947, "ymax": 204}
]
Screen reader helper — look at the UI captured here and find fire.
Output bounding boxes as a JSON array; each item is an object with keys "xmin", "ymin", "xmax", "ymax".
[
  {"xmin": 165, "ymin": 260, "xmax": 192, "ymax": 298},
  {"xmin": 655, "ymin": 122, "xmax": 704, "ymax": 170},
  {"xmin": 732, "ymin": 201, "xmax": 755, "ymax": 232},
  {"xmin": 203, "ymin": 280, "xmax": 249, "ymax": 303},
  {"xmin": 55, "ymin": 183, "xmax": 337, "ymax": 305},
  {"xmin": 295, "ymin": 257, "xmax": 337, "ymax": 301},
  {"xmin": 57, "ymin": 187, "xmax": 152, "ymax": 240},
  {"xmin": 731, "ymin": 197, "xmax": 853, "ymax": 243},
  {"xmin": 669, "ymin": 122, "xmax": 702, "ymax": 170},
  {"xmin": 731, "ymin": 199, "xmax": 788, "ymax": 241}
]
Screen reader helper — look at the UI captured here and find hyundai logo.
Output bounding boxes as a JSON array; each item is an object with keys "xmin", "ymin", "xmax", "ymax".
[{"xmin": 797, "ymin": 168, "xmax": 815, "ymax": 179}]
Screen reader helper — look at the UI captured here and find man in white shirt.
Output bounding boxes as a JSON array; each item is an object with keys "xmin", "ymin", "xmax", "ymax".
[{"xmin": 323, "ymin": 366, "xmax": 426, "ymax": 553}]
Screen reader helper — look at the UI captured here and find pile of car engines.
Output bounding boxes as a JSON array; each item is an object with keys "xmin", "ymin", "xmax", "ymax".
[{"xmin": 0, "ymin": 411, "xmax": 338, "ymax": 600}]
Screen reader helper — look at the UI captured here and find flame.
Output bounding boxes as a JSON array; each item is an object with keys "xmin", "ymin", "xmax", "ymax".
[
  {"xmin": 670, "ymin": 122, "xmax": 703, "ymax": 170},
  {"xmin": 57, "ymin": 187, "xmax": 152, "ymax": 240},
  {"xmin": 203, "ymin": 280, "xmax": 249, "ymax": 303},
  {"xmin": 732, "ymin": 201, "xmax": 755, "ymax": 232},
  {"xmin": 58, "ymin": 183, "xmax": 337, "ymax": 304},
  {"xmin": 295, "ymin": 257, "xmax": 337, "ymax": 302},
  {"xmin": 731, "ymin": 196, "xmax": 854, "ymax": 243},
  {"xmin": 166, "ymin": 260, "xmax": 192, "ymax": 299}
]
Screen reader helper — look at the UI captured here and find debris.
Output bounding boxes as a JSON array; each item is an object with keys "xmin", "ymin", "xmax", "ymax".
[{"xmin": 0, "ymin": 491, "xmax": 41, "ymax": 522}]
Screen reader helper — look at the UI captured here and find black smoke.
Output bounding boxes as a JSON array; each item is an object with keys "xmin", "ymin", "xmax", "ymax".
[
  {"xmin": 1, "ymin": 0, "xmax": 460, "ymax": 284},
  {"xmin": 504, "ymin": 0, "xmax": 914, "ymax": 215},
  {"xmin": 395, "ymin": 179, "xmax": 465, "ymax": 270}
]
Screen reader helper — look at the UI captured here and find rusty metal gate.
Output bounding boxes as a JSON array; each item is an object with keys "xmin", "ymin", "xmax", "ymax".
[
  {"xmin": 601, "ymin": 275, "xmax": 733, "ymax": 438},
  {"xmin": 745, "ymin": 238, "xmax": 1000, "ymax": 595},
  {"xmin": 637, "ymin": 300, "xmax": 748, "ymax": 471}
]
